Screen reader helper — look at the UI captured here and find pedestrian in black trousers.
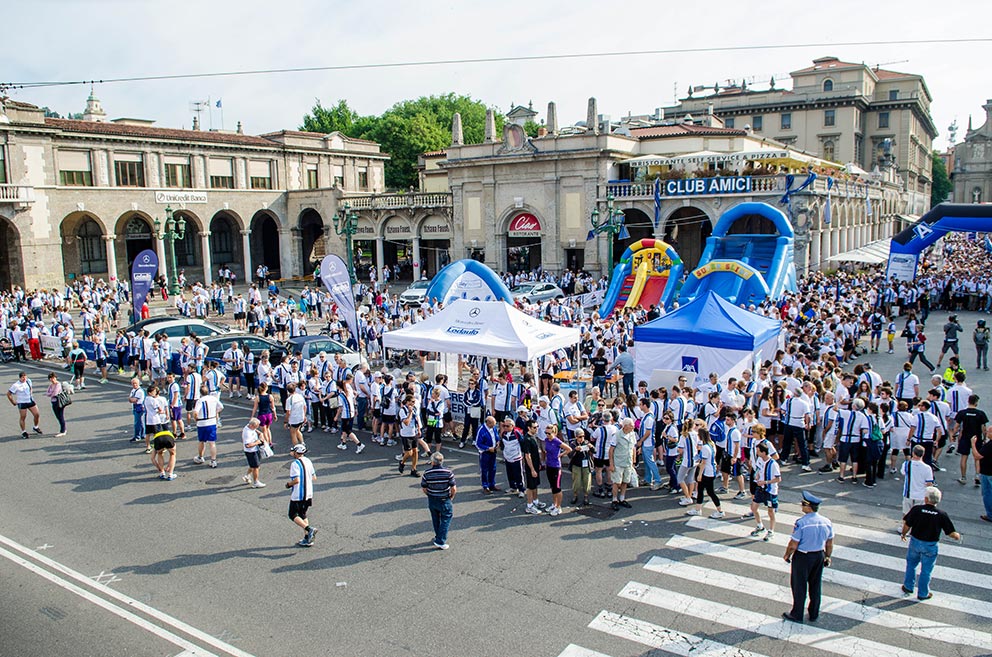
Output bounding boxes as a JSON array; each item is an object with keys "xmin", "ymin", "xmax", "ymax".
[{"xmin": 782, "ymin": 491, "xmax": 834, "ymax": 623}]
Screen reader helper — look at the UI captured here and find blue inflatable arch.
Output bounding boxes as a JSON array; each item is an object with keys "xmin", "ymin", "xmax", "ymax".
[
  {"xmin": 423, "ymin": 259, "xmax": 515, "ymax": 305},
  {"xmin": 710, "ymin": 201, "xmax": 795, "ymax": 238},
  {"xmin": 887, "ymin": 203, "xmax": 992, "ymax": 281}
]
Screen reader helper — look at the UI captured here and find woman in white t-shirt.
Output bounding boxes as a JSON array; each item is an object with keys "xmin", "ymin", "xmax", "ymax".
[
  {"xmin": 689, "ymin": 427, "xmax": 724, "ymax": 519},
  {"xmin": 889, "ymin": 400, "xmax": 915, "ymax": 472},
  {"xmin": 242, "ymin": 418, "xmax": 266, "ymax": 488}
]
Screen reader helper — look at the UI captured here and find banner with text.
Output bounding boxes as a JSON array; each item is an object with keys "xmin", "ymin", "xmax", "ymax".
[
  {"xmin": 130, "ymin": 249, "xmax": 159, "ymax": 324},
  {"xmin": 320, "ymin": 254, "xmax": 360, "ymax": 344}
]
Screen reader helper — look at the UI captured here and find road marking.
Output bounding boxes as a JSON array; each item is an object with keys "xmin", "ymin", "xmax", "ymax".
[
  {"xmin": 91, "ymin": 570, "xmax": 122, "ymax": 585},
  {"xmin": 645, "ymin": 555, "xmax": 992, "ymax": 652},
  {"xmin": 724, "ymin": 503, "xmax": 986, "ymax": 562},
  {"xmin": 0, "ymin": 545, "xmax": 219, "ymax": 657},
  {"xmin": 588, "ymin": 610, "xmax": 772, "ymax": 657},
  {"xmin": 666, "ymin": 534, "xmax": 992, "ymax": 618},
  {"xmin": 36, "ymin": 543, "xmax": 53, "ymax": 551},
  {"xmin": 619, "ymin": 581, "xmax": 936, "ymax": 657},
  {"xmin": 556, "ymin": 645, "xmax": 612, "ymax": 657},
  {"xmin": 0, "ymin": 533, "xmax": 255, "ymax": 657},
  {"xmin": 686, "ymin": 516, "xmax": 992, "ymax": 590}
]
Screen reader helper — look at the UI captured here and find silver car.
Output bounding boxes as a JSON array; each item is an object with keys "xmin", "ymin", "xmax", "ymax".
[
  {"xmin": 511, "ymin": 282, "xmax": 565, "ymax": 304},
  {"xmin": 399, "ymin": 279, "xmax": 431, "ymax": 307},
  {"xmin": 137, "ymin": 319, "xmax": 231, "ymax": 350}
]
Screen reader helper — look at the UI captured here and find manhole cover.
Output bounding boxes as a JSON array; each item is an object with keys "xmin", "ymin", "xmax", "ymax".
[{"xmin": 573, "ymin": 504, "xmax": 617, "ymax": 520}]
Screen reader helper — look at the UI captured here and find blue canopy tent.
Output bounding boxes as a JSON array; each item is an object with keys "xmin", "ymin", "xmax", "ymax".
[{"xmin": 633, "ymin": 291, "xmax": 782, "ymax": 385}]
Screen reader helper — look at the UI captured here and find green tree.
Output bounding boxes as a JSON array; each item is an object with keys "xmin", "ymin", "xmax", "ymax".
[
  {"xmin": 300, "ymin": 99, "xmax": 359, "ymax": 134},
  {"xmin": 931, "ymin": 150, "xmax": 952, "ymax": 207},
  {"xmin": 299, "ymin": 94, "xmax": 502, "ymax": 189},
  {"xmin": 522, "ymin": 120, "xmax": 541, "ymax": 138}
]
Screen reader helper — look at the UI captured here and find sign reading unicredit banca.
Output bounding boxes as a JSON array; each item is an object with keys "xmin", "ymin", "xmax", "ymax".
[
  {"xmin": 508, "ymin": 213, "xmax": 542, "ymax": 237},
  {"xmin": 664, "ymin": 176, "xmax": 752, "ymax": 196}
]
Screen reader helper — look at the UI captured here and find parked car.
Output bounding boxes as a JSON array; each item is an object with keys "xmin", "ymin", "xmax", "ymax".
[
  {"xmin": 132, "ymin": 319, "xmax": 231, "ymax": 349},
  {"xmin": 200, "ymin": 334, "xmax": 289, "ymax": 368},
  {"xmin": 285, "ymin": 335, "xmax": 367, "ymax": 369},
  {"xmin": 399, "ymin": 279, "xmax": 432, "ymax": 307},
  {"xmin": 510, "ymin": 282, "xmax": 565, "ymax": 304}
]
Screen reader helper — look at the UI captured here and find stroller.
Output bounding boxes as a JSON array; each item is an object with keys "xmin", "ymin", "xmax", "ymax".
[{"xmin": 0, "ymin": 337, "xmax": 14, "ymax": 363}]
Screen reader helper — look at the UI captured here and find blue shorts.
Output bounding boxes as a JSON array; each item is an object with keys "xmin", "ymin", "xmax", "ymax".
[
  {"xmin": 753, "ymin": 487, "xmax": 779, "ymax": 509},
  {"xmin": 197, "ymin": 425, "xmax": 217, "ymax": 442},
  {"xmin": 870, "ymin": 330, "xmax": 882, "ymax": 339}
]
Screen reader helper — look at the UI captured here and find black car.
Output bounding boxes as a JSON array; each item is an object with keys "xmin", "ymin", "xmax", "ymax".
[{"xmin": 200, "ymin": 334, "xmax": 288, "ymax": 368}]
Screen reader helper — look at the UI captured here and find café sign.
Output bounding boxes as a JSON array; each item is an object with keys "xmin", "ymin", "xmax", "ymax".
[
  {"xmin": 664, "ymin": 176, "xmax": 752, "ymax": 197},
  {"xmin": 508, "ymin": 212, "xmax": 542, "ymax": 237}
]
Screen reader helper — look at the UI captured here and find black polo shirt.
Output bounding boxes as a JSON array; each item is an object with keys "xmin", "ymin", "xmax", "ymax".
[
  {"xmin": 903, "ymin": 504, "xmax": 956, "ymax": 542},
  {"xmin": 954, "ymin": 407, "xmax": 988, "ymax": 442}
]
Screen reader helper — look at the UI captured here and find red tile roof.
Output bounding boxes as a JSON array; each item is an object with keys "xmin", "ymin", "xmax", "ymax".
[
  {"xmin": 873, "ymin": 68, "xmax": 914, "ymax": 80},
  {"xmin": 630, "ymin": 124, "xmax": 746, "ymax": 138},
  {"xmin": 43, "ymin": 117, "xmax": 279, "ymax": 147},
  {"xmin": 792, "ymin": 57, "xmax": 863, "ymax": 74}
]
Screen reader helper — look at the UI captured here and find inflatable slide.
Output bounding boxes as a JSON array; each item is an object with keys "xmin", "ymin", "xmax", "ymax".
[
  {"xmin": 678, "ymin": 202, "xmax": 797, "ymax": 306},
  {"xmin": 599, "ymin": 239, "xmax": 683, "ymax": 316}
]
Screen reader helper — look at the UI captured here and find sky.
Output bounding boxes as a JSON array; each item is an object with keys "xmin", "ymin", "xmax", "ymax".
[{"xmin": 5, "ymin": 0, "xmax": 990, "ymax": 150}]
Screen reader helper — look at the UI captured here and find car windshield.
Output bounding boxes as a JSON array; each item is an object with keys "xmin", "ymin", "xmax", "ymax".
[
  {"xmin": 408, "ymin": 281, "xmax": 430, "ymax": 291},
  {"xmin": 512, "ymin": 284, "xmax": 536, "ymax": 293}
]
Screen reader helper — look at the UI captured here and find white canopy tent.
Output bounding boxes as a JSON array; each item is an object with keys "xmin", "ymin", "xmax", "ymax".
[
  {"xmin": 382, "ymin": 300, "xmax": 580, "ymax": 362},
  {"xmin": 825, "ymin": 238, "xmax": 891, "ymax": 265}
]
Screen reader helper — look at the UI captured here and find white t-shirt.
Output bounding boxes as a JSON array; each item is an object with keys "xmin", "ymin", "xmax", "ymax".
[
  {"xmin": 195, "ymin": 395, "xmax": 224, "ymax": 427},
  {"xmin": 564, "ymin": 401, "xmax": 584, "ymax": 431},
  {"xmin": 755, "ymin": 456, "xmax": 781, "ymax": 495},
  {"xmin": 901, "ymin": 460, "xmax": 934, "ymax": 500},
  {"xmin": 285, "ymin": 392, "xmax": 307, "ymax": 425},
  {"xmin": 242, "ymin": 425, "xmax": 260, "ymax": 452},
  {"xmin": 143, "ymin": 395, "xmax": 167, "ymax": 425},
  {"xmin": 8, "ymin": 380, "xmax": 33, "ymax": 404}
]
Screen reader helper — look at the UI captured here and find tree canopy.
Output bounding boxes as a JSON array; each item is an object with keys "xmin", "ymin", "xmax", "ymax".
[
  {"xmin": 300, "ymin": 94, "xmax": 503, "ymax": 189},
  {"xmin": 930, "ymin": 150, "xmax": 953, "ymax": 207}
]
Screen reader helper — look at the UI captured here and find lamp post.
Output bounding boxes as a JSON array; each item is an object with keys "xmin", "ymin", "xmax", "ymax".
[
  {"xmin": 588, "ymin": 193, "xmax": 629, "ymax": 276},
  {"xmin": 332, "ymin": 201, "xmax": 359, "ymax": 284},
  {"xmin": 153, "ymin": 206, "xmax": 187, "ymax": 296}
]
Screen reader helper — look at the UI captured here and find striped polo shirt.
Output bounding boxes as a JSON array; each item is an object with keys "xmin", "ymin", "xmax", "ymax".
[{"xmin": 421, "ymin": 466, "xmax": 456, "ymax": 499}]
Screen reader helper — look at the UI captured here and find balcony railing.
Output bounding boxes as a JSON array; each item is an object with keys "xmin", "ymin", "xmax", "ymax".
[
  {"xmin": 340, "ymin": 192, "xmax": 452, "ymax": 210},
  {"xmin": 0, "ymin": 184, "xmax": 34, "ymax": 204}
]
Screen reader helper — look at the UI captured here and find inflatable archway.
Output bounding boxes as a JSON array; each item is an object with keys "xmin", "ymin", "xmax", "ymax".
[
  {"xmin": 424, "ymin": 259, "xmax": 514, "ymax": 305},
  {"xmin": 598, "ymin": 238, "xmax": 683, "ymax": 316},
  {"xmin": 887, "ymin": 203, "xmax": 992, "ymax": 281}
]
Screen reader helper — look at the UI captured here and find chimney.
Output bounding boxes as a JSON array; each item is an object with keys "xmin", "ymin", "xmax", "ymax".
[
  {"xmin": 236, "ymin": 121, "xmax": 243, "ymax": 134},
  {"xmin": 451, "ymin": 111, "xmax": 464, "ymax": 146},
  {"xmin": 587, "ymin": 97, "xmax": 599, "ymax": 135},
  {"xmin": 483, "ymin": 108, "xmax": 496, "ymax": 143},
  {"xmin": 192, "ymin": 115, "xmax": 200, "ymax": 131},
  {"xmin": 546, "ymin": 101, "xmax": 558, "ymax": 134},
  {"xmin": 537, "ymin": 126, "xmax": 548, "ymax": 137}
]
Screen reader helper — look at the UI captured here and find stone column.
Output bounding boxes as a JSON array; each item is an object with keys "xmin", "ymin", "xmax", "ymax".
[
  {"xmin": 241, "ymin": 230, "xmax": 252, "ymax": 282},
  {"xmin": 155, "ymin": 233, "xmax": 168, "ymax": 283},
  {"xmin": 200, "ymin": 231, "xmax": 212, "ymax": 285},
  {"xmin": 412, "ymin": 236, "xmax": 422, "ymax": 280},
  {"xmin": 103, "ymin": 234, "xmax": 118, "ymax": 281},
  {"xmin": 280, "ymin": 229, "xmax": 296, "ymax": 279},
  {"xmin": 375, "ymin": 237, "xmax": 385, "ymax": 284},
  {"xmin": 810, "ymin": 229, "xmax": 822, "ymax": 272}
]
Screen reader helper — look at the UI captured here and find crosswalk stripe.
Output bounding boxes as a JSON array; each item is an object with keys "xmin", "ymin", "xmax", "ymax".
[
  {"xmin": 644, "ymin": 556, "xmax": 992, "ymax": 652},
  {"xmin": 588, "ymin": 610, "xmax": 772, "ymax": 657},
  {"xmin": 619, "ymin": 581, "xmax": 936, "ymax": 657},
  {"xmin": 685, "ymin": 516, "xmax": 992, "ymax": 590},
  {"xmin": 556, "ymin": 645, "xmax": 612, "ymax": 657},
  {"xmin": 724, "ymin": 503, "xmax": 985, "ymax": 562},
  {"xmin": 666, "ymin": 534, "xmax": 992, "ymax": 618}
]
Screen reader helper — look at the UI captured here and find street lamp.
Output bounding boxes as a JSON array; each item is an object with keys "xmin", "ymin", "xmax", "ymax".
[
  {"xmin": 153, "ymin": 206, "xmax": 187, "ymax": 296},
  {"xmin": 332, "ymin": 202, "xmax": 360, "ymax": 283},
  {"xmin": 587, "ymin": 193, "xmax": 630, "ymax": 276}
]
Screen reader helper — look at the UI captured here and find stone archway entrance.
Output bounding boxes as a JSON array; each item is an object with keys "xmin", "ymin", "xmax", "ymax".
[
  {"xmin": 664, "ymin": 206, "xmax": 712, "ymax": 271},
  {"xmin": 0, "ymin": 216, "xmax": 24, "ymax": 290},
  {"xmin": 250, "ymin": 212, "xmax": 281, "ymax": 278},
  {"xmin": 121, "ymin": 214, "xmax": 155, "ymax": 274},
  {"xmin": 299, "ymin": 209, "xmax": 324, "ymax": 274}
]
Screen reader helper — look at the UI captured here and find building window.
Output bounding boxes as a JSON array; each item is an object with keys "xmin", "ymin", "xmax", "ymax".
[
  {"xmin": 248, "ymin": 160, "xmax": 273, "ymax": 190},
  {"xmin": 332, "ymin": 164, "xmax": 344, "ymax": 187},
  {"xmin": 58, "ymin": 150, "xmax": 93, "ymax": 186},
  {"xmin": 824, "ymin": 109, "xmax": 836, "ymax": 127},
  {"xmin": 0, "ymin": 147, "xmax": 6, "ymax": 184},
  {"xmin": 878, "ymin": 112, "xmax": 890, "ymax": 129},
  {"xmin": 164, "ymin": 162, "xmax": 192, "ymax": 188},
  {"xmin": 208, "ymin": 158, "xmax": 235, "ymax": 189},
  {"xmin": 823, "ymin": 140, "xmax": 836, "ymax": 162},
  {"xmin": 306, "ymin": 167, "xmax": 319, "ymax": 189},
  {"xmin": 724, "ymin": 117, "xmax": 735, "ymax": 129},
  {"xmin": 889, "ymin": 89, "xmax": 899, "ymax": 101},
  {"xmin": 358, "ymin": 167, "xmax": 369, "ymax": 189},
  {"xmin": 78, "ymin": 218, "xmax": 106, "ymax": 275},
  {"xmin": 114, "ymin": 159, "xmax": 145, "ymax": 187},
  {"xmin": 823, "ymin": 79, "xmax": 834, "ymax": 92},
  {"xmin": 780, "ymin": 113, "xmax": 792, "ymax": 130},
  {"xmin": 751, "ymin": 116, "xmax": 763, "ymax": 132},
  {"xmin": 211, "ymin": 220, "xmax": 235, "ymax": 263}
]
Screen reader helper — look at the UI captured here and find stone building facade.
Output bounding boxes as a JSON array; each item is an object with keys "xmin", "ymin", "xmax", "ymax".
[
  {"xmin": 952, "ymin": 100, "xmax": 992, "ymax": 204},
  {"xmin": 0, "ymin": 95, "xmax": 387, "ymax": 290}
]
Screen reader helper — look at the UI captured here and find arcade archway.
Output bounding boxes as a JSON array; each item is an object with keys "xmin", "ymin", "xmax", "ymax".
[
  {"xmin": 0, "ymin": 216, "xmax": 24, "ymax": 290},
  {"xmin": 299, "ymin": 209, "xmax": 324, "ymax": 273},
  {"xmin": 115, "ymin": 212, "xmax": 155, "ymax": 276},
  {"xmin": 250, "ymin": 211, "xmax": 281, "ymax": 279},
  {"xmin": 664, "ymin": 206, "xmax": 712, "ymax": 270}
]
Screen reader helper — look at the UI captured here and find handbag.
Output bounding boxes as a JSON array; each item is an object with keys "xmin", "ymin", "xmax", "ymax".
[
  {"xmin": 258, "ymin": 442, "xmax": 274, "ymax": 459},
  {"xmin": 56, "ymin": 390, "xmax": 72, "ymax": 408}
]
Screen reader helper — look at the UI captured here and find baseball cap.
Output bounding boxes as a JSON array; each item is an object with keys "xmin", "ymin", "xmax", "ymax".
[
  {"xmin": 516, "ymin": 406, "xmax": 529, "ymax": 414},
  {"xmin": 291, "ymin": 444, "xmax": 308, "ymax": 454}
]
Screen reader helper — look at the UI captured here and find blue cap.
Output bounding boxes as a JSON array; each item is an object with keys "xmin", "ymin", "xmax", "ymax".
[{"xmin": 801, "ymin": 491, "xmax": 822, "ymax": 506}]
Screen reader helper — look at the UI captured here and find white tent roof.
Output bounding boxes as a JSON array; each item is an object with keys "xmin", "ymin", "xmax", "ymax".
[
  {"xmin": 825, "ymin": 238, "xmax": 891, "ymax": 264},
  {"xmin": 382, "ymin": 300, "xmax": 580, "ymax": 361}
]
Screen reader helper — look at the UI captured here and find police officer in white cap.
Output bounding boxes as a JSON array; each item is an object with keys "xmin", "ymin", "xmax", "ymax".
[{"xmin": 782, "ymin": 490, "xmax": 834, "ymax": 623}]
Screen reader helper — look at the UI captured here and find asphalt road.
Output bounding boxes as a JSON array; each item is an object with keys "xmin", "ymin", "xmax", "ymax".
[{"xmin": 1, "ymin": 308, "xmax": 989, "ymax": 657}]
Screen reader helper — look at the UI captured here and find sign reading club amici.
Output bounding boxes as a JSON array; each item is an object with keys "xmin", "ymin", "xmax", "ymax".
[{"xmin": 664, "ymin": 176, "xmax": 752, "ymax": 196}]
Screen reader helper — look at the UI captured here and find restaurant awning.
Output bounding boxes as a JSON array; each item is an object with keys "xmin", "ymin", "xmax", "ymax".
[{"xmin": 825, "ymin": 238, "xmax": 891, "ymax": 265}]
